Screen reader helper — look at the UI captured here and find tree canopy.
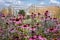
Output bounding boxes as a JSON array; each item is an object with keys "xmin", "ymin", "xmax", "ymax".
[{"xmin": 18, "ymin": 10, "xmax": 25, "ymax": 16}]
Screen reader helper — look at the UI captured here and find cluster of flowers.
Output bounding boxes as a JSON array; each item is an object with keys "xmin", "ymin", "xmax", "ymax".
[{"xmin": 0, "ymin": 11, "xmax": 60, "ymax": 40}]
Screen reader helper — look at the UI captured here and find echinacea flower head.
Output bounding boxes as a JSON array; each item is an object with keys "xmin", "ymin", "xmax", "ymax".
[
  {"xmin": 9, "ymin": 18, "xmax": 16, "ymax": 23},
  {"xmin": 12, "ymin": 36, "xmax": 19, "ymax": 40},
  {"xmin": 36, "ymin": 23, "xmax": 39, "ymax": 26},
  {"xmin": 23, "ymin": 25, "xmax": 27, "ymax": 27},
  {"xmin": 44, "ymin": 29, "xmax": 49, "ymax": 34},
  {"xmin": 34, "ymin": 14, "xmax": 36, "ymax": 17},
  {"xmin": 45, "ymin": 11, "xmax": 49, "ymax": 16},
  {"xmin": 33, "ymin": 35, "xmax": 37, "ymax": 38},
  {"xmin": 8, "ymin": 19, "xmax": 13, "ymax": 23},
  {"xmin": 53, "ymin": 18, "xmax": 58, "ymax": 22},
  {"xmin": 57, "ymin": 38, "xmax": 60, "ymax": 40},
  {"xmin": 47, "ymin": 27, "xmax": 58, "ymax": 33},
  {"xmin": 30, "ymin": 27, "xmax": 36, "ymax": 31},
  {"xmin": 29, "ymin": 38, "xmax": 33, "ymax": 40},
  {"xmin": 30, "ymin": 14, "xmax": 35, "ymax": 19},
  {"xmin": 1, "ymin": 16, "xmax": 5, "ymax": 19},
  {"xmin": 9, "ymin": 28, "xmax": 16, "ymax": 33},
  {"xmin": 0, "ymin": 10, "xmax": 60, "ymax": 40},
  {"xmin": 21, "ymin": 24, "xmax": 30, "ymax": 29},
  {"xmin": 15, "ymin": 20, "xmax": 22, "ymax": 25},
  {"xmin": 26, "ymin": 24, "xmax": 30, "ymax": 27},
  {"xmin": 32, "ymin": 13, "xmax": 34, "ymax": 15},
  {"xmin": 38, "ymin": 35, "xmax": 47, "ymax": 40},
  {"xmin": 57, "ymin": 23, "xmax": 60, "ymax": 27},
  {"xmin": 38, "ymin": 13, "xmax": 41, "ymax": 15},
  {"xmin": 40, "ymin": 17, "xmax": 45, "ymax": 21},
  {"xmin": 0, "ymin": 27, "xmax": 4, "ymax": 33},
  {"xmin": 15, "ymin": 21, "xmax": 20, "ymax": 25},
  {"xmin": 29, "ymin": 37, "xmax": 36, "ymax": 40},
  {"xmin": 45, "ymin": 16, "xmax": 51, "ymax": 21},
  {"xmin": 15, "ymin": 18, "xmax": 19, "ymax": 21},
  {"xmin": 18, "ymin": 15, "xmax": 24, "ymax": 19}
]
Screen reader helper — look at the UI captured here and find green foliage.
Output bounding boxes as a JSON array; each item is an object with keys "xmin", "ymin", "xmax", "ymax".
[
  {"xmin": 18, "ymin": 10, "xmax": 26, "ymax": 16},
  {"xmin": 26, "ymin": 15, "xmax": 30, "ymax": 19}
]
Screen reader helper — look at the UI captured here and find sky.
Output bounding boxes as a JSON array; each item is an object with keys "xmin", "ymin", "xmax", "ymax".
[{"xmin": 0, "ymin": 0, "xmax": 60, "ymax": 8}]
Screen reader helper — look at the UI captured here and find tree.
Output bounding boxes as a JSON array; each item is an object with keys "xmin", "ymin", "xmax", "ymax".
[{"xmin": 18, "ymin": 10, "xmax": 25, "ymax": 16}]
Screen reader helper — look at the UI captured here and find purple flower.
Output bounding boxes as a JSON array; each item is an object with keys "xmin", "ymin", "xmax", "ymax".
[
  {"xmin": 0, "ymin": 27, "xmax": 4, "ymax": 33},
  {"xmin": 21, "ymin": 24, "xmax": 30, "ymax": 29},
  {"xmin": 57, "ymin": 38, "xmax": 60, "ymax": 40},
  {"xmin": 15, "ymin": 20, "xmax": 22, "ymax": 25},
  {"xmin": 9, "ymin": 28, "xmax": 16, "ymax": 33},
  {"xmin": 30, "ymin": 27, "xmax": 36, "ymax": 31},
  {"xmin": 47, "ymin": 27, "xmax": 58, "ymax": 33},
  {"xmin": 29, "ymin": 37, "xmax": 36, "ymax": 40},
  {"xmin": 45, "ymin": 16, "xmax": 50, "ymax": 20},
  {"xmin": 38, "ymin": 35, "xmax": 47, "ymax": 40},
  {"xmin": 45, "ymin": 11, "xmax": 49, "ymax": 16}
]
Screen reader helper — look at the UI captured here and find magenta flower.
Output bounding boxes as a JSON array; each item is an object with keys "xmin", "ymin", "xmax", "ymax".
[
  {"xmin": 45, "ymin": 16, "xmax": 51, "ymax": 20},
  {"xmin": 0, "ymin": 27, "xmax": 4, "ymax": 33},
  {"xmin": 30, "ymin": 27, "xmax": 36, "ymax": 31},
  {"xmin": 29, "ymin": 37, "xmax": 36, "ymax": 40},
  {"xmin": 40, "ymin": 17, "xmax": 45, "ymax": 21},
  {"xmin": 9, "ymin": 17, "xmax": 16, "ymax": 23},
  {"xmin": 1, "ymin": 15, "xmax": 5, "ymax": 19},
  {"xmin": 18, "ymin": 14, "xmax": 24, "ymax": 20},
  {"xmin": 57, "ymin": 38, "xmax": 60, "ymax": 40},
  {"xmin": 57, "ymin": 23, "xmax": 60, "ymax": 27},
  {"xmin": 38, "ymin": 35, "xmax": 47, "ymax": 40},
  {"xmin": 45, "ymin": 11, "xmax": 49, "ymax": 16},
  {"xmin": 30, "ymin": 14, "xmax": 36, "ymax": 19},
  {"xmin": 55, "ymin": 24, "xmax": 60, "ymax": 31},
  {"xmin": 29, "ymin": 38, "xmax": 33, "ymax": 40},
  {"xmin": 9, "ymin": 28, "xmax": 16, "ymax": 33},
  {"xmin": 53, "ymin": 18, "xmax": 58, "ymax": 22},
  {"xmin": 47, "ymin": 27, "xmax": 58, "ymax": 33},
  {"xmin": 36, "ymin": 23, "xmax": 39, "ymax": 26},
  {"xmin": 29, "ymin": 35, "xmax": 47, "ymax": 40},
  {"xmin": 33, "ymin": 35, "xmax": 37, "ymax": 39},
  {"xmin": 15, "ymin": 20, "xmax": 22, "ymax": 25},
  {"xmin": 8, "ymin": 20, "xmax": 13, "ymax": 23},
  {"xmin": 33, "ymin": 14, "xmax": 36, "ymax": 18},
  {"xmin": 21, "ymin": 24, "xmax": 30, "ymax": 29}
]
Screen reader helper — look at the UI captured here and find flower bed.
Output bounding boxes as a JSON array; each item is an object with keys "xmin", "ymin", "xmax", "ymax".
[{"xmin": 0, "ymin": 11, "xmax": 60, "ymax": 40}]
